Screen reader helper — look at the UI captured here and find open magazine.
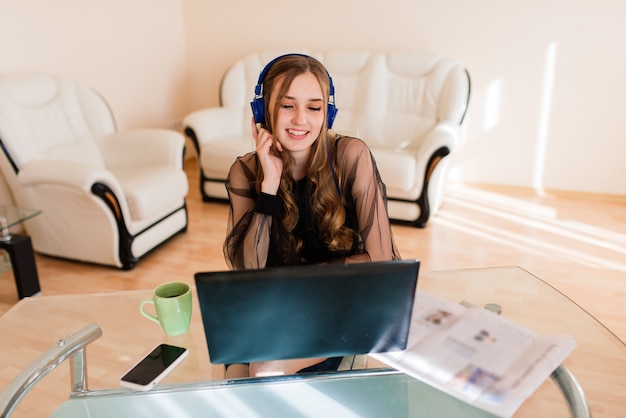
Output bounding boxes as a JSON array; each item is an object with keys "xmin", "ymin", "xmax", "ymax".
[{"xmin": 371, "ymin": 290, "xmax": 577, "ymax": 417}]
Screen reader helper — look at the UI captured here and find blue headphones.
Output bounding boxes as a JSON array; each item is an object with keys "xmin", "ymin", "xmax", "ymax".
[{"xmin": 250, "ymin": 53, "xmax": 338, "ymax": 129}]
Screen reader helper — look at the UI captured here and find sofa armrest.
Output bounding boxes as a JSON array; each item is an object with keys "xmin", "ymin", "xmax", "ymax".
[
  {"xmin": 397, "ymin": 121, "xmax": 460, "ymax": 164},
  {"xmin": 18, "ymin": 160, "xmax": 126, "ymax": 198},
  {"xmin": 98, "ymin": 129, "xmax": 185, "ymax": 169},
  {"xmin": 183, "ymin": 107, "xmax": 247, "ymax": 144}
]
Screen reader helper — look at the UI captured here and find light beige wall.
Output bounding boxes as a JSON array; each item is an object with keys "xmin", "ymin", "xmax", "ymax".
[
  {"xmin": 2, "ymin": 1, "xmax": 624, "ymax": 196},
  {"xmin": 183, "ymin": 0, "xmax": 626, "ymax": 196},
  {"xmin": 1, "ymin": 0, "xmax": 189, "ymax": 130}
]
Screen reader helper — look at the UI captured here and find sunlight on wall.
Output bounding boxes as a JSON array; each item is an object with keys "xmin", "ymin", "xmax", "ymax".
[
  {"xmin": 483, "ymin": 79, "xmax": 502, "ymax": 132},
  {"xmin": 533, "ymin": 42, "xmax": 558, "ymax": 193}
]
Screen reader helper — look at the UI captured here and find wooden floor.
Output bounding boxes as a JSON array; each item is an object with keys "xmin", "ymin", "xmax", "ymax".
[{"xmin": 1, "ymin": 157, "xmax": 625, "ymax": 348}]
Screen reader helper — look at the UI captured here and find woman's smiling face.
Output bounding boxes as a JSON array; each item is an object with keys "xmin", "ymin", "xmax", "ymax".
[{"xmin": 271, "ymin": 72, "xmax": 325, "ymax": 160}]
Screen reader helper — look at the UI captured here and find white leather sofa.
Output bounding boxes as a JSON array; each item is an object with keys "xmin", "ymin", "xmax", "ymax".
[
  {"xmin": 0, "ymin": 74, "xmax": 189, "ymax": 269},
  {"xmin": 184, "ymin": 51, "xmax": 470, "ymax": 227}
]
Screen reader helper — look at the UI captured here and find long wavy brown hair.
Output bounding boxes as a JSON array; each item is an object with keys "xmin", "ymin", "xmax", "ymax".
[{"xmin": 259, "ymin": 54, "xmax": 357, "ymax": 257}]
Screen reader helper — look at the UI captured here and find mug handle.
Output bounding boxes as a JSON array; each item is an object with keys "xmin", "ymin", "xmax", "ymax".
[{"xmin": 140, "ymin": 299, "xmax": 160, "ymax": 324}]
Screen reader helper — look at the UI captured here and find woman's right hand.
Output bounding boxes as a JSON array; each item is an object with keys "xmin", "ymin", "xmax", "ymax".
[{"xmin": 252, "ymin": 118, "xmax": 283, "ymax": 195}]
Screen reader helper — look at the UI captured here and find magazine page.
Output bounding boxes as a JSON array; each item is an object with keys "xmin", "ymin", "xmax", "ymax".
[{"xmin": 371, "ymin": 290, "xmax": 577, "ymax": 417}]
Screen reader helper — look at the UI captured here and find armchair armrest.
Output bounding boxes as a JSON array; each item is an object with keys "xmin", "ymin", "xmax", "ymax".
[
  {"xmin": 183, "ymin": 107, "xmax": 247, "ymax": 144},
  {"xmin": 18, "ymin": 160, "xmax": 134, "ymax": 227},
  {"xmin": 398, "ymin": 122, "xmax": 460, "ymax": 168},
  {"xmin": 98, "ymin": 129, "xmax": 185, "ymax": 169},
  {"xmin": 18, "ymin": 160, "xmax": 126, "ymax": 199}
]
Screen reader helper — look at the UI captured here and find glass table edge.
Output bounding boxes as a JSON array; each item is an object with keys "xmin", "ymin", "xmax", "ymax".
[{"xmin": 423, "ymin": 265, "xmax": 626, "ymax": 346}]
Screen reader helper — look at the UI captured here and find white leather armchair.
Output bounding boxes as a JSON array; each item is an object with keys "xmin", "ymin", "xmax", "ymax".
[
  {"xmin": 0, "ymin": 74, "xmax": 189, "ymax": 269},
  {"xmin": 184, "ymin": 51, "xmax": 470, "ymax": 227}
]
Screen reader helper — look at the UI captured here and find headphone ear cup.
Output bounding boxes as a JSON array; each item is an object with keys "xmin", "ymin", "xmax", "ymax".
[
  {"xmin": 327, "ymin": 103, "xmax": 337, "ymax": 129},
  {"xmin": 250, "ymin": 97, "xmax": 265, "ymax": 125}
]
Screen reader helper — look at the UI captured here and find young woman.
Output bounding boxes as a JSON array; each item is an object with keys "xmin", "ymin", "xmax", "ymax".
[{"xmin": 223, "ymin": 54, "xmax": 401, "ymax": 377}]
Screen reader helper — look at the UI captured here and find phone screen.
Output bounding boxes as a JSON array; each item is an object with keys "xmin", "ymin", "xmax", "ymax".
[{"xmin": 120, "ymin": 343, "xmax": 187, "ymax": 387}]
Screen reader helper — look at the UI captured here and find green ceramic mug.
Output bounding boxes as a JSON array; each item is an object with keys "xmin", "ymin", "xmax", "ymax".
[{"xmin": 140, "ymin": 282, "xmax": 192, "ymax": 336}]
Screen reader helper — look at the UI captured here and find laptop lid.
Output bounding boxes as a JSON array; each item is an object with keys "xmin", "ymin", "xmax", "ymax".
[{"xmin": 194, "ymin": 259, "xmax": 420, "ymax": 364}]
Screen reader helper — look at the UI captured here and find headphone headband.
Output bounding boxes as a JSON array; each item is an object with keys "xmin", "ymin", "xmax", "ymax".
[{"xmin": 250, "ymin": 53, "xmax": 338, "ymax": 129}]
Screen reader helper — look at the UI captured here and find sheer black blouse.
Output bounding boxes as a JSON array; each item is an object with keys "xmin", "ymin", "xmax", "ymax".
[{"xmin": 224, "ymin": 136, "xmax": 401, "ymax": 270}]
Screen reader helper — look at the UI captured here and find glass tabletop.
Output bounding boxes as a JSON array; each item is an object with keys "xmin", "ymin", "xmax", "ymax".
[
  {"xmin": 0, "ymin": 266, "xmax": 624, "ymax": 417},
  {"xmin": 0, "ymin": 206, "xmax": 41, "ymax": 229},
  {"xmin": 0, "ymin": 205, "xmax": 41, "ymax": 243},
  {"xmin": 420, "ymin": 267, "xmax": 625, "ymax": 417}
]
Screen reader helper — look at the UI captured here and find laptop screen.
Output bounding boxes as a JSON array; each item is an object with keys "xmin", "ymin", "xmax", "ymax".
[{"xmin": 194, "ymin": 259, "xmax": 420, "ymax": 364}]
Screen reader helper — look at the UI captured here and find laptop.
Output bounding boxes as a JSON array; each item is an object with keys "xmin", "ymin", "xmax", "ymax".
[{"xmin": 194, "ymin": 259, "xmax": 420, "ymax": 364}]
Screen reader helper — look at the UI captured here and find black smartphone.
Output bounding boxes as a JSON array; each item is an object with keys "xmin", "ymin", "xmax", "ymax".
[{"xmin": 119, "ymin": 343, "xmax": 188, "ymax": 391}]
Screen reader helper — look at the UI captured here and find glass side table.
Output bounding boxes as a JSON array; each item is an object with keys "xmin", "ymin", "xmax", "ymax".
[{"xmin": 0, "ymin": 205, "xmax": 42, "ymax": 299}]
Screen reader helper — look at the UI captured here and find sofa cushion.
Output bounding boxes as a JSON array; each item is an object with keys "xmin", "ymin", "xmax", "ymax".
[
  {"xmin": 199, "ymin": 136, "xmax": 255, "ymax": 180},
  {"xmin": 39, "ymin": 140, "xmax": 106, "ymax": 167},
  {"xmin": 112, "ymin": 166, "xmax": 188, "ymax": 221},
  {"xmin": 370, "ymin": 149, "xmax": 419, "ymax": 197}
]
